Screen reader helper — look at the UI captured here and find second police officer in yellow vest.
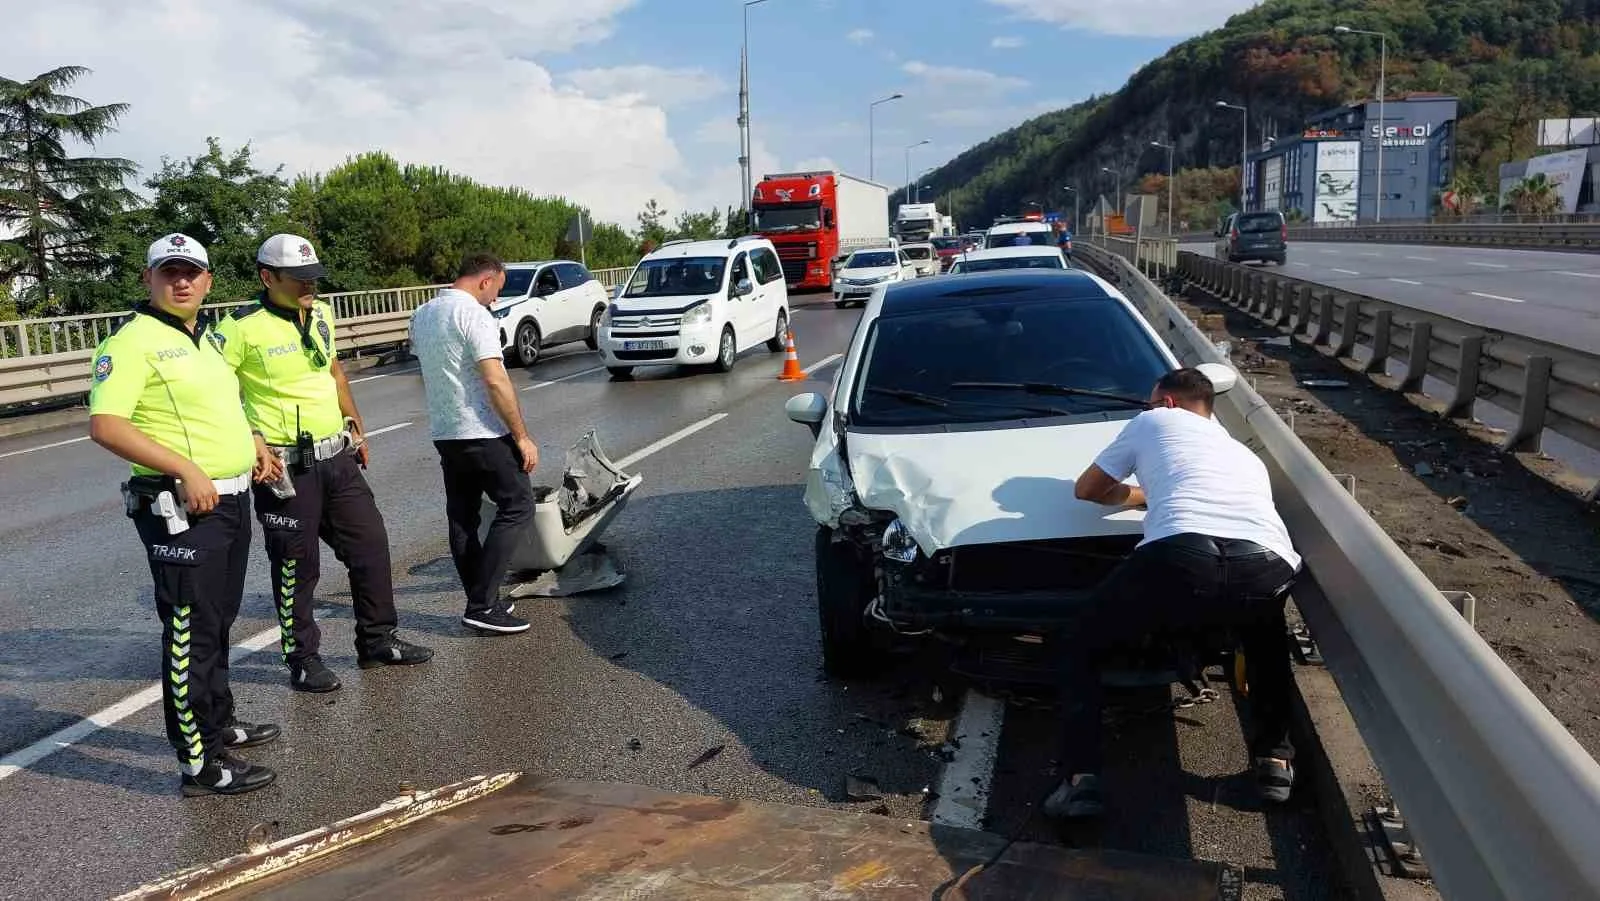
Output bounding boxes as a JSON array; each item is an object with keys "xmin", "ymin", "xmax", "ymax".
[{"xmin": 215, "ymin": 234, "xmax": 433, "ymax": 692}]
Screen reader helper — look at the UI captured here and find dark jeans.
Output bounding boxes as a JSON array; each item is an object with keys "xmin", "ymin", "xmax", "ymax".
[
  {"xmin": 132, "ymin": 492, "xmax": 252, "ymax": 772},
  {"xmin": 253, "ymin": 450, "xmax": 399, "ymax": 662},
  {"xmin": 434, "ymin": 435, "xmax": 536, "ymax": 616},
  {"xmin": 1057, "ymin": 532, "xmax": 1298, "ymax": 776}
]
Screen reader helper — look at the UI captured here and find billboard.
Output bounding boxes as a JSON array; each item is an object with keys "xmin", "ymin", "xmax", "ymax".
[
  {"xmin": 1521, "ymin": 148, "xmax": 1590, "ymax": 213},
  {"xmin": 1262, "ymin": 156, "xmax": 1283, "ymax": 211},
  {"xmin": 1313, "ymin": 141, "xmax": 1361, "ymax": 223},
  {"xmin": 1538, "ymin": 118, "xmax": 1598, "ymax": 147}
]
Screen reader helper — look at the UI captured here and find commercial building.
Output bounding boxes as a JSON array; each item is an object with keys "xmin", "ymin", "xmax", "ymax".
[
  {"xmin": 1496, "ymin": 119, "xmax": 1600, "ymax": 214},
  {"xmin": 1244, "ymin": 95, "xmax": 1459, "ymax": 222}
]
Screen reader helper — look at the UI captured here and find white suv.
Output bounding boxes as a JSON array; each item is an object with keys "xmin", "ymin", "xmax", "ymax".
[
  {"xmin": 599, "ymin": 237, "xmax": 791, "ymax": 379},
  {"xmin": 490, "ymin": 260, "xmax": 612, "ymax": 367}
]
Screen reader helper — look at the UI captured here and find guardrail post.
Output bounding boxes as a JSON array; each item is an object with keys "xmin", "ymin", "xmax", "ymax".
[
  {"xmin": 1227, "ymin": 266, "xmax": 1241, "ymax": 302},
  {"xmin": 1314, "ymin": 292, "xmax": 1335, "ymax": 346},
  {"xmin": 1271, "ymin": 281, "xmax": 1292, "ymax": 327},
  {"xmin": 1503, "ymin": 356, "xmax": 1552, "ymax": 453},
  {"xmin": 17, "ymin": 325, "xmax": 30, "ymax": 357},
  {"xmin": 1335, "ymin": 297, "xmax": 1360, "ymax": 359},
  {"xmin": 1293, "ymin": 285, "xmax": 1312, "ymax": 335},
  {"xmin": 1443, "ymin": 335, "xmax": 1484, "ymax": 419},
  {"xmin": 1400, "ymin": 321, "xmax": 1432, "ymax": 393},
  {"xmin": 1366, "ymin": 309, "xmax": 1394, "ymax": 374},
  {"xmin": 1249, "ymin": 274, "xmax": 1266, "ymax": 313}
]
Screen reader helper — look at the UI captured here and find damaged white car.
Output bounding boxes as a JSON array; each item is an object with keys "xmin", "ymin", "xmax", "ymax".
[{"xmin": 785, "ymin": 269, "xmax": 1238, "ymax": 679}]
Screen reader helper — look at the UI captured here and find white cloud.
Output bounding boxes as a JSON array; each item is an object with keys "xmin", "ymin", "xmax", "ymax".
[
  {"xmin": 991, "ymin": 36, "xmax": 1025, "ymax": 48},
  {"xmin": 564, "ymin": 65, "xmax": 728, "ymax": 109},
  {"xmin": 846, "ymin": 28, "xmax": 874, "ymax": 44},
  {"xmin": 4, "ymin": 0, "xmax": 687, "ymax": 227},
  {"xmin": 985, "ymin": 0, "xmax": 1261, "ymax": 38},
  {"xmin": 792, "ymin": 156, "xmax": 841, "ymax": 172},
  {"xmin": 902, "ymin": 61, "xmax": 1029, "ymax": 93},
  {"xmin": 693, "ymin": 117, "xmax": 740, "ymax": 145}
]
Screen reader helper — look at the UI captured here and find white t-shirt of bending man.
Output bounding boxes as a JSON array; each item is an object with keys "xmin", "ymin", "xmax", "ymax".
[{"xmin": 409, "ymin": 288, "xmax": 507, "ymax": 441}]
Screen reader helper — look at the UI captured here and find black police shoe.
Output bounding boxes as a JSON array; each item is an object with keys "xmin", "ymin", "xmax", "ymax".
[
  {"xmin": 288, "ymin": 655, "xmax": 342, "ymax": 693},
  {"xmin": 223, "ymin": 719, "xmax": 282, "ymax": 749},
  {"xmin": 181, "ymin": 752, "xmax": 277, "ymax": 797},
  {"xmin": 357, "ymin": 632, "xmax": 435, "ymax": 669},
  {"xmin": 1042, "ymin": 774, "xmax": 1106, "ymax": 819},
  {"xmin": 1256, "ymin": 758, "xmax": 1295, "ymax": 803},
  {"xmin": 461, "ymin": 607, "xmax": 530, "ymax": 634}
]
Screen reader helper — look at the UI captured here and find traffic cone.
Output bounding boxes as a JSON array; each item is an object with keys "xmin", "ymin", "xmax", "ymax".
[{"xmin": 778, "ymin": 329, "xmax": 806, "ymax": 381}]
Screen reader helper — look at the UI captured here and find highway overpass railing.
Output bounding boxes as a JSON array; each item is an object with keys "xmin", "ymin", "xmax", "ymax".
[
  {"xmin": 1078, "ymin": 240, "xmax": 1600, "ymax": 901},
  {"xmin": 1174, "ymin": 219, "xmax": 1600, "ymax": 252},
  {"xmin": 0, "ymin": 265, "xmax": 633, "ymax": 409}
]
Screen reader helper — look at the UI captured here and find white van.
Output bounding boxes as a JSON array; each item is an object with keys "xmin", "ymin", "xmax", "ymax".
[
  {"xmin": 984, "ymin": 221, "xmax": 1055, "ymax": 249},
  {"xmin": 598, "ymin": 237, "xmax": 791, "ymax": 379}
]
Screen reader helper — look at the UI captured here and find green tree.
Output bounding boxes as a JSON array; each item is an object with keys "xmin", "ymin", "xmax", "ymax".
[
  {"xmin": 635, "ymin": 198, "xmax": 668, "ymax": 252},
  {"xmin": 0, "ymin": 66, "xmax": 137, "ymax": 315},
  {"xmin": 1503, "ymin": 172, "xmax": 1562, "ymax": 216}
]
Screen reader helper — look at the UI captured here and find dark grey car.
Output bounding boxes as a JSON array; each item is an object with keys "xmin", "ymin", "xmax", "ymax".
[{"xmin": 1214, "ymin": 211, "xmax": 1287, "ymax": 265}]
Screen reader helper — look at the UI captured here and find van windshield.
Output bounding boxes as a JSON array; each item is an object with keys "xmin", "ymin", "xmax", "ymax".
[{"xmin": 623, "ymin": 257, "xmax": 725, "ymax": 298}]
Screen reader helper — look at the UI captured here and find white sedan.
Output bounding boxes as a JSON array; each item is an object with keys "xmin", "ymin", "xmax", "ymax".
[
  {"xmin": 833, "ymin": 248, "xmax": 918, "ymax": 309},
  {"xmin": 946, "ymin": 245, "xmax": 1072, "ymax": 274}
]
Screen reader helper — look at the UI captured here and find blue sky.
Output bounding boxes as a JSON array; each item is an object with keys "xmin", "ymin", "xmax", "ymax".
[{"xmin": 10, "ymin": 0, "xmax": 1260, "ymax": 225}]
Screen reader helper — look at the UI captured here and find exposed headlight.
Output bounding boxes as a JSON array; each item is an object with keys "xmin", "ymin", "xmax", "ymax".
[
  {"xmin": 600, "ymin": 303, "xmax": 618, "ymax": 326},
  {"xmin": 682, "ymin": 300, "xmax": 713, "ymax": 326},
  {"xmin": 881, "ymin": 518, "xmax": 918, "ymax": 564}
]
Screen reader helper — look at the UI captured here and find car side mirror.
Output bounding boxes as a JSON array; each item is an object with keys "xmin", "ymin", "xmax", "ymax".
[
  {"xmin": 734, "ymin": 278, "xmax": 754, "ymax": 297},
  {"xmin": 1195, "ymin": 361, "xmax": 1239, "ymax": 394},
  {"xmin": 786, "ymin": 392, "xmax": 828, "ymax": 436}
]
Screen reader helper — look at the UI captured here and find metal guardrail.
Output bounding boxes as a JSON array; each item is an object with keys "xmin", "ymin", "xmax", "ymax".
[
  {"xmin": 1283, "ymin": 222, "xmax": 1600, "ymax": 251},
  {"xmin": 1078, "ymin": 241, "xmax": 1600, "ymax": 901}
]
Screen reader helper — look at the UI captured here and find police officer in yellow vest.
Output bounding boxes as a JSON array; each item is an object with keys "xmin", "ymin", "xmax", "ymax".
[
  {"xmin": 89, "ymin": 234, "xmax": 281, "ymax": 797},
  {"xmin": 214, "ymin": 234, "xmax": 433, "ymax": 693}
]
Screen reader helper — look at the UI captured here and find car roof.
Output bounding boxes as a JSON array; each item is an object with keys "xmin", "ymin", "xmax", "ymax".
[
  {"xmin": 986, "ymin": 221, "xmax": 1053, "ymax": 234},
  {"xmin": 642, "ymin": 237, "xmax": 771, "ymax": 260},
  {"xmin": 956, "ymin": 246, "xmax": 1064, "ymax": 260},
  {"xmin": 847, "ymin": 246, "xmax": 900, "ymax": 257},
  {"xmin": 877, "ymin": 270, "xmax": 1114, "ymax": 316},
  {"xmin": 504, "ymin": 260, "xmax": 560, "ymax": 270}
]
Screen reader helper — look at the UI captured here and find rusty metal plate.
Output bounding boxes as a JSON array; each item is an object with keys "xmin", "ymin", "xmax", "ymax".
[{"xmin": 137, "ymin": 776, "xmax": 1241, "ymax": 900}]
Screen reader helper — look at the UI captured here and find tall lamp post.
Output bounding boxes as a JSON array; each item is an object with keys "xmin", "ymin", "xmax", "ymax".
[
  {"xmin": 1150, "ymin": 141, "xmax": 1176, "ymax": 234},
  {"xmin": 739, "ymin": 0, "xmax": 773, "ymax": 229},
  {"xmin": 1100, "ymin": 166, "xmax": 1124, "ymax": 214},
  {"xmin": 905, "ymin": 139, "xmax": 929, "ymax": 204},
  {"xmin": 1215, "ymin": 101, "xmax": 1248, "ymax": 212},
  {"xmin": 1061, "ymin": 185, "xmax": 1078, "ymax": 235},
  {"xmin": 1335, "ymin": 25, "xmax": 1390, "ymax": 223},
  {"xmin": 868, "ymin": 92, "xmax": 903, "ymax": 181}
]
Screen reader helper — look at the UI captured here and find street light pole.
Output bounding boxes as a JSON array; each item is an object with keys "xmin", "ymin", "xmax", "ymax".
[
  {"xmin": 1061, "ymin": 185, "xmax": 1078, "ymax": 236},
  {"xmin": 739, "ymin": 0, "xmax": 771, "ymax": 228},
  {"xmin": 1100, "ymin": 166, "xmax": 1123, "ymax": 214},
  {"xmin": 906, "ymin": 139, "xmax": 929, "ymax": 205},
  {"xmin": 868, "ymin": 92, "xmax": 903, "ymax": 181},
  {"xmin": 1215, "ymin": 101, "xmax": 1248, "ymax": 212},
  {"xmin": 1151, "ymin": 141, "xmax": 1175, "ymax": 234},
  {"xmin": 1335, "ymin": 26, "xmax": 1390, "ymax": 223}
]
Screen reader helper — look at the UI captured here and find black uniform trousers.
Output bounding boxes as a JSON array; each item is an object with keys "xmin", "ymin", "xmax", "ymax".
[
  {"xmin": 252, "ymin": 449, "xmax": 398, "ymax": 664},
  {"xmin": 433, "ymin": 434, "xmax": 536, "ymax": 616},
  {"xmin": 1055, "ymin": 532, "xmax": 1298, "ymax": 776},
  {"xmin": 132, "ymin": 491, "xmax": 251, "ymax": 773}
]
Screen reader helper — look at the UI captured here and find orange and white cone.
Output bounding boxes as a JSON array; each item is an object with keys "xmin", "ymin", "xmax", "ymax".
[{"xmin": 778, "ymin": 329, "xmax": 805, "ymax": 381}]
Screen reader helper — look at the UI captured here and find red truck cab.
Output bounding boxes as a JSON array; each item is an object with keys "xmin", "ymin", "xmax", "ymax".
[{"xmin": 752, "ymin": 173, "xmax": 836, "ymax": 290}]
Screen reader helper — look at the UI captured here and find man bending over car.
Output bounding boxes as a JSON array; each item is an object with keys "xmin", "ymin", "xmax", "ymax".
[{"xmin": 1046, "ymin": 367, "xmax": 1301, "ymax": 819}]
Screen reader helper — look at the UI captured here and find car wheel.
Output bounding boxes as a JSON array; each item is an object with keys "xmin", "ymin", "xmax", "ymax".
[
  {"xmin": 767, "ymin": 310, "xmax": 789, "ymax": 352},
  {"xmin": 514, "ymin": 320, "xmax": 541, "ymax": 368},
  {"xmin": 606, "ymin": 366, "xmax": 633, "ymax": 380},
  {"xmin": 834, "ymin": 300, "xmax": 849, "ymax": 309},
  {"xmin": 816, "ymin": 526, "xmax": 879, "ymax": 678},
  {"xmin": 585, "ymin": 307, "xmax": 604, "ymax": 350},
  {"xmin": 712, "ymin": 325, "xmax": 737, "ymax": 373}
]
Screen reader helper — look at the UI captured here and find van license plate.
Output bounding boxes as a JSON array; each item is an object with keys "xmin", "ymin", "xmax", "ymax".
[{"xmin": 624, "ymin": 340, "xmax": 667, "ymax": 351}]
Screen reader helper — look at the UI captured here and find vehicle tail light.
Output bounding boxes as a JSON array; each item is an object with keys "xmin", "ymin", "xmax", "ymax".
[
  {"xmin": 1230, "ymin": 228, "xmax": 1239, "ymax": 241},
  {"xmin": 1281, "ymin": 223, "xmax": 1288, "ymax": 241}
]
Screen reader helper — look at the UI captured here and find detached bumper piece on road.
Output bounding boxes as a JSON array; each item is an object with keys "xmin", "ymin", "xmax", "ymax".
[
  {"xmin": 118, "ymin": 774, "xmax": 1246, "ymax": 900},
  {"xmin": 488, "ymin": 429, "xmax": 643, "ymax": 581}
]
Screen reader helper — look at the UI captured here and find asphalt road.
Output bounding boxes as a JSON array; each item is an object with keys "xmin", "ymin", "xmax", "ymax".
[
  {"xmin": 0, "ymin": 299, "xmax": 1340, "ymax": 900},
  {"xmin": 1182, "ymin": 240, "xmax": 1600, "ymax": 354}
]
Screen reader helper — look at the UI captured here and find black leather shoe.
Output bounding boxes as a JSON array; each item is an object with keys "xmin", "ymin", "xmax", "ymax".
[
  {"xmin": 358, "ymin": 632, "xmax": 435, "ymax": 669},
  {"xmin": 181, "ymin": 752, "xmax": 277, "ymax": 797},
  {"xmin": 288, "ymin": 655, "xmax": 342, "ymax": 693},
  {"xmin": 1256, "ymin": 758, "xmax": 1295, "ymax": 803},
  {"xmin": 1042, "ymin": 774, "xmax": 1106, "ymax": 819},
  {"xmin": 222, "ymin": 720, "xmax": 282, "ymax": 749}
]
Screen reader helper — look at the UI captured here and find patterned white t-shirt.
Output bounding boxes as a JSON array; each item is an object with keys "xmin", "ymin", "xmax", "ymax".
[{"xmin": 409, "ymin": 288, "xmax": 507, "ymax": 441}]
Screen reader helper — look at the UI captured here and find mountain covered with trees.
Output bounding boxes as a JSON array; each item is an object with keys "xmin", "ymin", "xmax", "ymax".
[{"xmin": 910, "ymin": 0, "xmax": 1600, "ymax": 230}]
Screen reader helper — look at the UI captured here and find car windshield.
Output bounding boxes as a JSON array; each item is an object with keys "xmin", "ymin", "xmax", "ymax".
[
  {"xmin": 903, "ymin": 246, "xmax": 932, "ymax": 259},
  {"xmin": 986, "ymin": 231, "xmax": 1052, "ymax": 248},
  {"xmin": 931, "ymin": 237, "xmax": 962, "ymax": 250},
  {"xmin": 498, "ymin": 268, "xmax": 537, "ymax": 298},
  {"xmin": 753, "ymin": 204, "xmax": 821, "ymax": 231},
  {"xmin": 623, "ymin": 256, "xmax": 725, "ymax": 298},
  {"xmin": 846, "ymin": 251, "xmax": 898, "ymax": 269},
  {"xmin": 851, "ymin": 296, "xmax": 1171, "ymax": 427},
  {"xmin": 1237, "ymin": 213, "xmax": 1283, "ymax": 233},
  {"xmin": 955, "ymin": 255, "xmax": 1064, "ymax": 272}
]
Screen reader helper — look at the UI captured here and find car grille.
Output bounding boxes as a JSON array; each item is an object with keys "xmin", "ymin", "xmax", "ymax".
[
  {"xmin": 613, "ymin": 348, "xmax": 678, "ymax": 361},
  {"xmin": 611, "ymin": 314, "xmax": 682, "ymax": 332},
  {"xmin": 946, "ymin": 536, "xmax": 1139, "ymax": 593}
]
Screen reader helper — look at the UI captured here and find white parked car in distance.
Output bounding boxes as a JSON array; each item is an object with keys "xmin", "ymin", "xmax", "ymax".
[
  {"xmin": 598, "ymin": 237, "xmax": 791, "ymax": 379},
  {"xmin": 984, "ymin": 221, "xmax": 1056, "ymax": 249},
  {"xmin": 946, "ymin": 245, "xmax": 1072, "ymax": 275},
  {"xmin": 833, "ymin": 247, "xmax": 917, "ymax": 309},
  {"xmin": 899, "ymin": 242, "xmax": 939, "ymax": 278},
  {"xmin": 490, "ymin": 260, "xmax": 613, "ymax": 367}
]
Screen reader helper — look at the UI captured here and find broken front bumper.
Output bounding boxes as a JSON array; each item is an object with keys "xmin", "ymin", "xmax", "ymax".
[{"xmin": 481, "ymin": 430, "xmax": 643, "ymax": 574}]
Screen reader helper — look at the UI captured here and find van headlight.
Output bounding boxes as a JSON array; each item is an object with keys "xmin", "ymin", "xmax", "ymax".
[
  {"xmin": 600, "ymin": 303, "xmax": 618, "ymax": 327},
  {"xmin": 881, "ymin": 518, "xmax": 918, "ymax": 563},
  {"xmin": 682, "ymin": 300, "xmax": 713, "ymax": 326}
]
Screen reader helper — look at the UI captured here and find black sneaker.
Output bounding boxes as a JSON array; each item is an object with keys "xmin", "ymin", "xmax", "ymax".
[
  {"xmin": 1256, "ymin": 758, "xmax": 1295, "ymax": 803},
  {"xmin": 222, "ymin": 720, "xmax": 282, "ymax": 750},
  {"xmin": 288, "ymin": 655, "xmax": 342, "ymax": 693},
  {"xmin": 357, "ymin": 632, "xmax": 435, "ymax": 669},
  {"xmin": 181, "ymin": 752, "xmax": 277, "ymax": 797},
  {"xmin": 1042, "ymin": 774, "xmax": 1106, "ymax": 819},
  {"xmin": 462, "ymin": 607, "xmax": 530, "ymax": 634}
]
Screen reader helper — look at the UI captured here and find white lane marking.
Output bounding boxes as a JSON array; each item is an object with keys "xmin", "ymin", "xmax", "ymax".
[
  {"xmin": 1358, "ymin": 251, "xmax": 1382, "ymax": 257},
  {"xmin": 1317, "ymin": 249, "xmax": 1339, "ymax": 254},
  {"xmin": 0, "ymin": 435, "xmax": 91, "ymax": 460},
  {"xmin": 932, "ymin": 689, "xmax": 1005, "ymax": 829},
  {"xmin": 614, "ymin": 413, "xmax": 730, "ymax": 470},
  {"xmin": 802, "ymin": 353, "xmax": 843, "ymax": 376},
  {"xmin": 1330, "ymin": 268, "xmax": 1361, "ymax": 276},
  {"xmin": 1557, "ymin": 271, "xmax": 1600, "ymax": 280},
  {"xmin": 363, "ymin": 422, "xmax": 412, "ymax": 438},
  {"xmin": 1287, "ymin": 261, "xmax": 1309, "ymax": 268},
  {"xmin": 0, "ymin": 618, "xmax": 296, "ymax": 783},
  {"xmin": 1403, "ymin": 255, "xmax": 1435, "ymax": 262},
  {"xmin": 349, "ymin": 366, "xmax": 420, "ymax": 385},
  {"xmin": 1470, "ymin": 291, "xmax": 1525, "ymax": 304},
  {"xmin": 522, "ymin": 366, "xmax": 604, "ymax": 392},
  {"xmin": 1465, "ymin": 261, "xmax": 1509, "ymax": 269},
  {"xmin": 1388, "ymin": 278, "xmax": 1423, "ymax": 286}
]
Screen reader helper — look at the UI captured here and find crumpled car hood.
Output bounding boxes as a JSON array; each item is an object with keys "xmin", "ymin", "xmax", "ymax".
[{"xmin": 843, "ymin": 421, "xmax": 1146, "ymax": 554}]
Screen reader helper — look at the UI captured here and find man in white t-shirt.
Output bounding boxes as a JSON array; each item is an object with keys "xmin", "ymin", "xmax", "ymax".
[
  {"xmin": 409, "ymin": 253, "xmax": 539, "ymax": 635},
  {"xmin": 1045, "ymin": 367, "xmax": 1302, "ymax": 820}
]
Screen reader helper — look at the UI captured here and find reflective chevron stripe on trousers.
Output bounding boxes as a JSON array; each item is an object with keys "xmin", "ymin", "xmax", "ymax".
[{"xmin": 132, "ymin": 493, "xmax": 252, "ymax": 773}]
